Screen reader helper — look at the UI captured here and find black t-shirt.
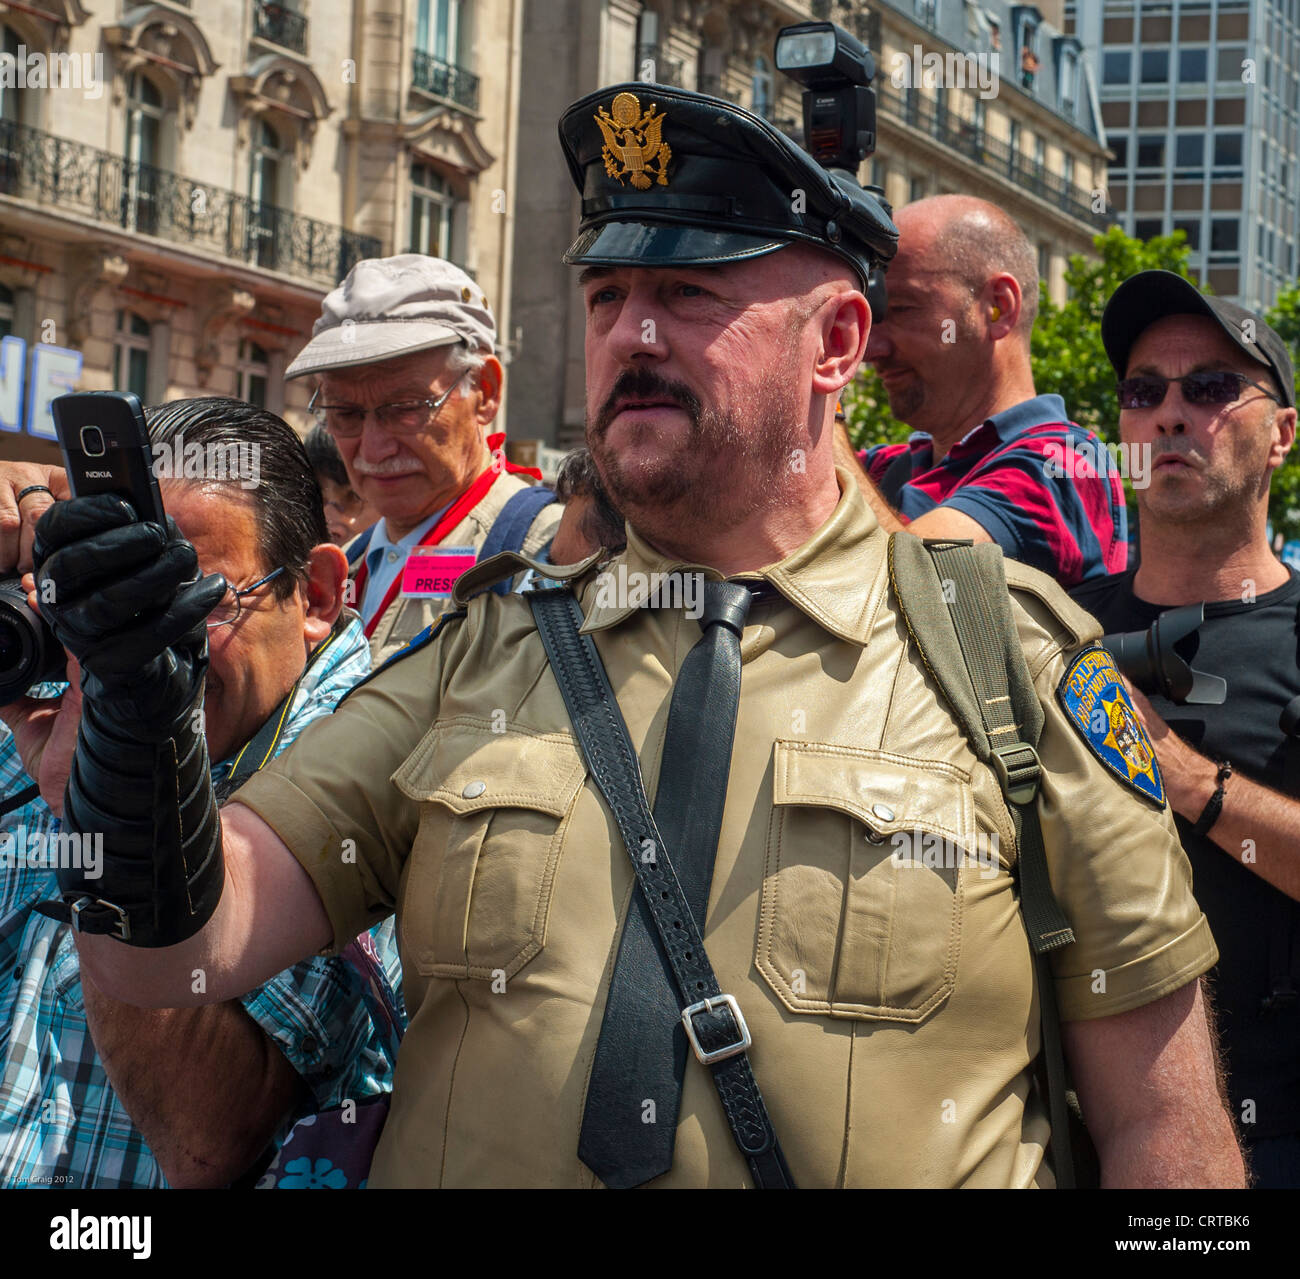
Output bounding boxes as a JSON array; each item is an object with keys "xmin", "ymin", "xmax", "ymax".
[{"xmin": 1070, "ymin": 567, "xmax": 1300, "ymax": 1141}]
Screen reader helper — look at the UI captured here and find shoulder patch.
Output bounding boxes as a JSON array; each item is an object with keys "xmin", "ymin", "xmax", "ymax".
[
  {"xmin": 336, "ymin": 609, "xmax": 466, "ymax": 708},
  {"xmin": 1057, "ymin": 644, "xmax": 1165, "ymax": 806}
]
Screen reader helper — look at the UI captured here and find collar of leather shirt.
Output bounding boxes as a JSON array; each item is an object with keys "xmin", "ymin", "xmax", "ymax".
[{"xmin": 577, "ymin": 466, "xmax": 888, "ymax": 647}]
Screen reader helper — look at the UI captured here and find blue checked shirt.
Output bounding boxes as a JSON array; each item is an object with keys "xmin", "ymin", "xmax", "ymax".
[{"xmin": 0, "ymin": 613, "xmax": 404, "ymax": 1188}]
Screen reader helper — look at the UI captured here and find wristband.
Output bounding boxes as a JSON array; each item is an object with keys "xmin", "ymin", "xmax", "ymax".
[{"xmin": 1191, "ymin": 758, "xmax": 1232, "ymax": 838}]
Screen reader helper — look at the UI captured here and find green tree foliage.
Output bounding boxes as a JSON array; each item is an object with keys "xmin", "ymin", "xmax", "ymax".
[
  {"xmin": 1263, "ymin": 285, "xmax": 1300, "ymax": 543},
  {"xmin": 842, "ymin": 225, "xmax": 1300, "ymax": 540}
]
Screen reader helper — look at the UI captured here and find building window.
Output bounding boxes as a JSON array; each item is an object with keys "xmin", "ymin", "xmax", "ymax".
[
  {"xmin": 1210, "ymin": 218, "xmax": 1240, "ymax": 254},
  {"xmin": 1109, "ymin": 135, "xmax": 1128, "ymax": 168},
  {"xmin": 1175, "ymin": 134, "xmax": 1204, "ymax": 173},
  {"xmin": 1133, "ymin": 218, "xmax": 1163, "ymax": 240},
  {"xmin": 1062, "ymin": 153, "xmax": 1075, "ymax": 188},
  {"xmin": 1136, "ymin": 134, "xmax": 1165, "ymax": 168},
  {"xmin": 1178, "ymin": 48, "xmax": 1207, "ymax": 82},
  {"xmin": 115, "ymin": 311, "xmax": 151, "ymax": 401},
  {"xmin": 1, "ymin": 24, "xmax": 22, "ymax": 124},
  {"xmin": 1038, "ymin": 242, "xmax": 1050, "ymax": 280},
  {"xmin": 1007, "ymin": 120, "xmax": 1021, "ymax": 177},
  {"xmin": 1213, "ymin": 132, "xmax": 1243, "ymax": 170},
  {"xmin": 915, "ymin": 0, "xmax": 939, "ymax": 26},
  {"xmin": 0, "ymin": 283, "xmax": 12, "ymax": 339},
  {"xmin": 1103, "ymin": 50, "xmax": 1131, "ymax": 84},
  {"xmin": 237, "ymin": 339, "xmax": 269, "ymax": 408},
  {"xmin": 410, "ymin": 161, "xmax": 459, "ymax": 263},
  {"xmin": 249, "ymin": 118, "xmax": 289, "ymax": 268},
  {"xmin": 1217, "ymin": 46, "xmax": 1247, "ymax": 82},
  {"xmin": 1140, "ymin": 49, "xmax": 1169, "ymax": 84},
  {"xmin": 124, "ymin": 72, "xmax": 164, "ymax": 234},
  {"xmin": 751, "ymin": 56, "xmax": 773, "ymax": 121},
  {"xmin": 417, "ymin": 0, "xmax": 466, "ymax": 63},
  {"xmin": 909, "ymin": 175, "xmax": 928, "ymax": 203},
  {"xmin": 1059, "ymin": 50, "xmax": 1078, "ymax": 114},
  {"xmin": 1173, "ymin": 218, "xmax": 1201, "ymax": 250}
]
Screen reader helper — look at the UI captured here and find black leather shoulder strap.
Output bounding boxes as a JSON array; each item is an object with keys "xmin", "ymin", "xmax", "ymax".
[{"xmin": 527, "ymin": 586, "xmax": 796, "ymax": 1189}]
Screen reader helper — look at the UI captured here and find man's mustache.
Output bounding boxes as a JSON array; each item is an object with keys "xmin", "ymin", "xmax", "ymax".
[
  {"xmin": 593, "ymin": 369, "xmax": 703, "ymax": 435},
  {"xmin": 1151, "ymin": 438, "xmax": 1206, "ymax": 466}
]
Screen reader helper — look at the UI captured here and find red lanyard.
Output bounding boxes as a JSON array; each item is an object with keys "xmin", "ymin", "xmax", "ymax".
[{"xmin": 355, "ymin": 433, "xmax": 542, "ymax": 638}]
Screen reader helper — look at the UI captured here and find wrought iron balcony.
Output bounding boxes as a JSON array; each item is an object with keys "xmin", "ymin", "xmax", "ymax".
[
  {"xmin": 0, "ymin": 119, "xmax": 379, "ymax": 287},
  {"xmin": 254, "ymin": 1, "xmax": 308, "ymax": 56},
  {"xmin": 874, "ymin": 79, "xmax": 1114, "ymax": 230},
  {"xmin": 411, "ymin": 49, "xmax": 479, "ymax": 111}
]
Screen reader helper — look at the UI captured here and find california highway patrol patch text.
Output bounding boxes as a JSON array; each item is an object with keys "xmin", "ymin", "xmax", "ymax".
[{"xmin": 1057, "ymin": 645, "xmax": 1165, "ymax": 806}]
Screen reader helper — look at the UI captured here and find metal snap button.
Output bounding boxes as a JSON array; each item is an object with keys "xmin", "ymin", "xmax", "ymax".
[
  {"xmin": 871, "ymin": 803, "xmax": 896, "ymax": 823},
  {"xmin": 462, "ymin": 780, "xmax": 486, "ymax": 799}
]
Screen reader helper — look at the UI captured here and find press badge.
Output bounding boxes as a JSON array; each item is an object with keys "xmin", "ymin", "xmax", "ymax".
[
  {"xmin": 1057, "ymin": 645, "xmax": 1165, "ymax": 806},
  {"xmin": 401, "ymin": 545, "xmax": 476, "ymax": 598}
]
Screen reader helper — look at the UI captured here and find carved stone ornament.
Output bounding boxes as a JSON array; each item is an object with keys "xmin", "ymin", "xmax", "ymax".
[
  {"xmin": 66, "ymin": 246, "xmax": 130, "ymax": 346},
  {"xmin": 103, "ymin": 5, "xmax": 219, "ymax": 130},
  {"xmin": 230, "ymin": 54, "xmax": 332, "ymax": 169},
  {"xmin": 195, "ymin": 284, "xmax": 257, "ymax": 385}
]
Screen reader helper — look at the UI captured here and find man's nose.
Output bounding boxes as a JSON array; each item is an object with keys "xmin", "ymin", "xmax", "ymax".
[
  {"xmin": 354, "ymin": 417, "xmax": 400, "ymax": 459},
  {"xmin": 864, "ymin": 321, "xmax": 891, "ymax": 362},
  {"xmin": 605, "ymin": 285, "xmax": 669, "ymax": 364},
  {"xmin": 1156, "ymin": 384, "xmax": 1189, "ymax": 435}
]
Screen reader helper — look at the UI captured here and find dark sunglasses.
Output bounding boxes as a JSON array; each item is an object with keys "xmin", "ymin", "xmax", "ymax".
[{"xmin": 1117, "ymin": 370, "xmax": 1281, "ymax": 411}]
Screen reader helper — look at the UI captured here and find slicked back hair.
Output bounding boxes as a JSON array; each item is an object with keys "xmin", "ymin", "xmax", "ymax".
[{"xmin": 145, "ymin": 397, "xmax": 328, "ymax": 600}]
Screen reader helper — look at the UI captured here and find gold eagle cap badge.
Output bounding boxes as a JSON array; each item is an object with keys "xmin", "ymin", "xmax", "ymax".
[{"xmin": 594, "ymin": 91, "xmax": 672, "ymax": 190}]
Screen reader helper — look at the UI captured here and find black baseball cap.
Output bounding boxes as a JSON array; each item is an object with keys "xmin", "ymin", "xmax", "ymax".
[
  {"xmin": 1102, "ymin": 270, "xmax": 1295, "ymax": 409},
  {"xmin": 558, "ymin": 83, "xmax": 898, "ymax": 291}
]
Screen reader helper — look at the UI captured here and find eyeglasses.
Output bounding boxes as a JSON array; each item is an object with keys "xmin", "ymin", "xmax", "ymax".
[
  {"xmin": 206, "ymin": 566, "xmax": 288, "ymax": 630},
  {"xmin": 1117, "ymin": 370, "xmax": 1282, "ymax": 411},
  {"xmin": 309, "ymin": 372, "xmax": 466, "ymax": 437}
]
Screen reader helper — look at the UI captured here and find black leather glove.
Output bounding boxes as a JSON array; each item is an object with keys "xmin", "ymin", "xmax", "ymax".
[{"xmin": 31, "ymin": 495, "xmax": 229, "ymax": 946}]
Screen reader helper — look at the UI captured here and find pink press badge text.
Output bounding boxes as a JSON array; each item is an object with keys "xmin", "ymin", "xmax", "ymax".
[{"xmin": 401, "ymin": 545, "xmax": 477, "ymax": 597}]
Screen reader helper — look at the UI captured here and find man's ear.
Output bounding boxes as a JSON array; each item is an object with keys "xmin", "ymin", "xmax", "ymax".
[
  {"xmin": 810, "ymin": 290, "xmax": 871, "ymax": 398},
  {"xmin": 471, "ymin": 356, "xmax": 504, "ymax": 427},
  {"xmin": 301, "ymin": 541, "xmax": 349, "ymax": 643},
  {"xmin": 1269, "ymin": 405, "xmax": 1298, "ymax": 471},
  {"xmin": 982, "ymin": 273, "xmax": 1021, "ymax": 339}
]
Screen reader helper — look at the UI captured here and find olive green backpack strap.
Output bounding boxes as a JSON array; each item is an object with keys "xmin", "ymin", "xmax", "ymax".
[{"xmin": 887, "ymin": 533, "xmax": 1082, "ymax": 1187}]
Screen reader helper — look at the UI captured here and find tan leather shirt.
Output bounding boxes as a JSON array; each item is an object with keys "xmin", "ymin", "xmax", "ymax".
[
  {"xmin": 235, "ymin": 469, "xmax": 1216, "ymax": 1188},
  {"xmin": 349, "ymin": 471, "xmax": 562, "ymax": 667}
]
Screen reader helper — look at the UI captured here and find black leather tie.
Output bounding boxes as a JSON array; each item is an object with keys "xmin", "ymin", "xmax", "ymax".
[{"xmin": 578, "ymin": 580, "xmax": 753, "ymax": 1188}]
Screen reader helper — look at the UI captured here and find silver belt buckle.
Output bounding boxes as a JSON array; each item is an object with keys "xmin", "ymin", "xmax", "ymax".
[
  {"xmin": 681, "ymin": 993, "xmax": 751, "ymax": 1065},
  {"xmin": 70, "ymin": 896, "xmax": 132, "ymax": 943}
]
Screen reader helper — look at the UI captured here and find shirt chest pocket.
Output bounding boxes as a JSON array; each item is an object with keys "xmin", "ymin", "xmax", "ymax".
[
  {"xmin": 756, "ymin": 741, "xmax": 976, "ymax": 1023},
  {"xmin": 393, "ymin": 718, "xmax": 588, "ymax": 981}
]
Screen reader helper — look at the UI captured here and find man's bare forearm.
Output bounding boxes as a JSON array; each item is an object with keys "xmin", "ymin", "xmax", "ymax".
[
  {"xmin": 1167, "ymin": 755, "xmax": 1300, "ymax": 903},
  {"xmin": 82, "ymin": 975, "xmax": 307, "ymax": 1188},
  {"xmin": 73, "ymin": 803, "xmax": 333, "ymax": 1008}
]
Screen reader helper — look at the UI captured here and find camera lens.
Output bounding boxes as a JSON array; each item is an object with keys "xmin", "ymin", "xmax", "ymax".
[
  {"xmin": 80, "ymin": 425, "xmax": 106, "ymax": 457},
  {"xmin": 0, "ymin": 623, "xmax": 23, "ymax": 670},
  {"xmin": 0, "ymin": 574, "xmax": 65, "ymax": 703}
]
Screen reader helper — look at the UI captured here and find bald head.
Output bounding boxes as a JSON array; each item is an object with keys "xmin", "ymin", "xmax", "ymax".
[{"xmin": 894, "ymin": 195, "xmax": 1039, "ymax": 339}]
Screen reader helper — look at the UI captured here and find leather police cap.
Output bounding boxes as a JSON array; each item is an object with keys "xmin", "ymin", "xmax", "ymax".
[{"xmin": 559, "ymin": 83, "xmax": 898, "ymax": 290}]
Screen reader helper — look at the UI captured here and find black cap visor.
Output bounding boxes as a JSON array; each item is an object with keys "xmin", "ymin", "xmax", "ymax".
[{"xmin": 563, "ymin": 220, "xmax": 790, "ymax": 271}]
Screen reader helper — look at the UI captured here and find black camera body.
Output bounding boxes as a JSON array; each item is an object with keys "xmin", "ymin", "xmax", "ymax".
[
  {"xmin": 1100, "ymin": 603, "xmax": 1226, "ymax": 706},
  {"xmin": 0, "ymin": 573, "xmax": 65, "ymax": 704}
]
